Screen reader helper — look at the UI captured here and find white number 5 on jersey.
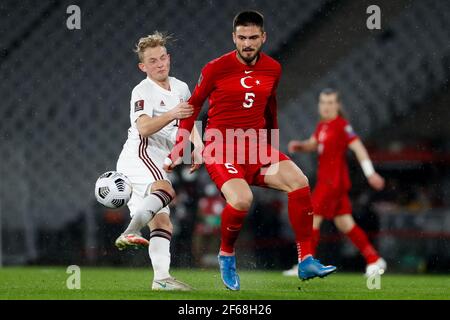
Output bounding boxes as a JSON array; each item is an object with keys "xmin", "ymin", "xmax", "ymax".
[
  {"xmin": 243, "ymin": 93, "xmax": 255, "ymax": 108},
  {"xmin": 224, "ymin": 163, "xmax": 238, "ymax": 174}
]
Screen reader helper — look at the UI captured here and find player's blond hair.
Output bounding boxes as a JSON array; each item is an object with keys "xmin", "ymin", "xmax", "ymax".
[{"xmin": 134, "ymin": 31, "xmax": 171, "ymax": 62}]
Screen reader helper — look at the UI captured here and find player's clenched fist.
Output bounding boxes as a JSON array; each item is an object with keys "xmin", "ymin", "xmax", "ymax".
[{"xmin": 168, "ymin": 102, "xmax": 194, "ymax": 120}]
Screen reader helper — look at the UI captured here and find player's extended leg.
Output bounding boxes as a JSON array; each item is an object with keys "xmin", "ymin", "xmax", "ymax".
[
  {"xmin": 217, "ymin": 178, "xmax": 253, "ymax": 291},
  {"xmin": 263, "ymin": 160, "xmax": 336, "ymax": 280},
  {"xmin": 334, "ymin": 214, "xmax": 386, "ymax": 276},
  {"xmin": 148, "ymin": 213, "xmax": 192, "ymax": 291},
  {"xmin": 116, "ymin": 180, "xmax": 175, "ymax": 250}
]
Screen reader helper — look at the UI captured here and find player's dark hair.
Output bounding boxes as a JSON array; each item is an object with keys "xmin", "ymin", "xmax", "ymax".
[
  {"xmin": 319, "ymin": 88, "xmax": 347, "ymax": 118},
  {"xmin": 233, "ymin": 10, "xmax": 264, "ymax": 32},
  {"xmin": 320, "ymin": 88, "xmax": 341, "ymax": 103}
]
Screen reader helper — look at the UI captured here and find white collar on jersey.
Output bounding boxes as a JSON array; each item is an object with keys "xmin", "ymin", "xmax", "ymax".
[{"xmin": 146, "ymin": 77, "xmax": 175, "ymax": 95}]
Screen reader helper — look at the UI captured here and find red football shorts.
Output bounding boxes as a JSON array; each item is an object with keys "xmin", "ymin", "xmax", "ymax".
[
  {"xmin": 311, "ymin": 183, "xmax": 352, "ymax": 220},
  {"xmin": 203, "ymin": 142, "xmax": 290, "ymax": 190}
]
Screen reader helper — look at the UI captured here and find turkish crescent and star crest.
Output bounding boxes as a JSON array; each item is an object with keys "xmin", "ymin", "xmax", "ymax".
[{"xmin": 240, "ymin": 70, "xmax": 261, "ymax": 89}]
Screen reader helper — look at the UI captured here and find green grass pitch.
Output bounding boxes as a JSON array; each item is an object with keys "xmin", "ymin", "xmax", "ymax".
[{"xmin": 0, "ymin": 267, "xmax": 448, "ymax": 300}]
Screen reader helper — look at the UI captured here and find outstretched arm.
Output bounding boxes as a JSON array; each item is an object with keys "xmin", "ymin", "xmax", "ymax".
[
  {"xmin": 288, "ymin": 136, "xmax": 318, "ymax": 153},
  {"xmin": 348, "ymin": 139, "xmax": 385, "ymax": 190}
]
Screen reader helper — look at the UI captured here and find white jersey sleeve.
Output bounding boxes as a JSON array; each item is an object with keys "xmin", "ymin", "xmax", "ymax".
[
  {"xmin": 130, "ymin": 87, "xmax": 153, "ymax": 123},
  {"xmin": 183, "ymin": 83, "xmax": 191, "ymax": 102}
]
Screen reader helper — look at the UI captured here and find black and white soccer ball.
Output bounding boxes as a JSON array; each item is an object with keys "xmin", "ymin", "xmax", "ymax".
[{"xmin": 94, "ymin": 171, "xmax": 132, "ymax": 209}]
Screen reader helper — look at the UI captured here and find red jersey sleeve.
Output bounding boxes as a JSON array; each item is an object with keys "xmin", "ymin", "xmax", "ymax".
[
  {"xmin": 342, "ymin": 120, "xmax": 359, "ymax": 145},
  {"xmin": 264, "ymin": 94, "xmax": 278, "ymax": 130},
  {"xmin": 169, "ymin": 63, "xmax": 216, "ymax": 161},
  {"xmin": 187, "ymin": 62, "xmax": 216, "ymax": 123},
  {"xmin": 264, "ymin": 69, "xmax": 281, "ymax": 131}
]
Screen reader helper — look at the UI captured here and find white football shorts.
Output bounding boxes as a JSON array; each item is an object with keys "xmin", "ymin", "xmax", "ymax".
[{"xmin": 116, "ymin": 146, "xmax": 172, "ymax": 217}]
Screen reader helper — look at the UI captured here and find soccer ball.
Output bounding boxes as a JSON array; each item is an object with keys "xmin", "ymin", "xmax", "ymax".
[{"xmin": 94, "ymin": 171, "xmax": 132, "ymax": 209}]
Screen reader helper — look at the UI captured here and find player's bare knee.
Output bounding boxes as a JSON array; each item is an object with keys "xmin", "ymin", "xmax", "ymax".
[
  {"xmin": 151, "ymin": 181, "xmax": 176, "ymax": 199},
  {"xmin": 158, "ymin": 219, "xmax": 173, "ymax": 234},
  {"xmin": 163, "ymin": 186, "xmax": 176, "ymax": 200},
  {"xmin": 229, "ymin": 193, "xmax": 253, "ymax": 211},
  {"xmin": 298, "ymin": 173, "xmax": 309, "ymax": 187},
  {"xmin": 313, "ymin": 215, "xmax": 323, "ymax": 229},
  {"xmin": 334, "ymin": 215, "xmax": 354, "ymax": 233},
  {"xmin": 286, "ymin": 173, "xmax": 309, "ymax": 192},
  {"xmin": 157, "ymin": 217, "xmax": 172, "ymax": 233}
]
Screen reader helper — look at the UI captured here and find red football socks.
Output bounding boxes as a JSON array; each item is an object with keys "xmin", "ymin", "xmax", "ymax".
[
  {"xmin": 346, "ymin": 225, "xmax": 380, "ymax": 264},
  {"xmin": 220, "ymin": 204, "xmax": 248, "ymax": 254},
  {"xmin": 288, "ymin": 186, "xmax": 314, "ymax": 261}
]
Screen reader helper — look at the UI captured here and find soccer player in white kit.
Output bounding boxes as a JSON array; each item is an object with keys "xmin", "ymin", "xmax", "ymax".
[{"xmin": 115, "ymin": 32, "xmax": 194, "ymax": 290}]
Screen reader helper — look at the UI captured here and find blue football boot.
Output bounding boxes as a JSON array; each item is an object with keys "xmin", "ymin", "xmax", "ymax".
[
  {"xmin": 298, "ymin": 256, "xmax": 337, "ymax": 280},
  {"xmin": 218, "ymin": 255, "xmax": 240, "ymax": 291}
]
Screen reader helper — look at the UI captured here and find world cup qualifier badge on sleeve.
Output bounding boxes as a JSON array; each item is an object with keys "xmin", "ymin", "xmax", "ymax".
[{"xmin": 134, "ymin": 100, "xmax": 144, "ymax": 112}]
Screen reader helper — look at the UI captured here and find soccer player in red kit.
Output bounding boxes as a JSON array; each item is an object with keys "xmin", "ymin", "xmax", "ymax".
[
  {"xmin": 164, "ymin": 11, "xmax": 336, "ymax": 290},
  {"xmin": 286, "ymin": 88, "xmax": 387, "ymax": 277}
]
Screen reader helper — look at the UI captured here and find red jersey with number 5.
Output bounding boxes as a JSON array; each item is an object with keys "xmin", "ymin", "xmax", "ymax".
[
  {"xmin": 176, "ymin": 50, "xmax": 281, "ymax": 137},
  {"xmin": 313, "ymin": 116, "xmax": 359, "ymax": 190}
]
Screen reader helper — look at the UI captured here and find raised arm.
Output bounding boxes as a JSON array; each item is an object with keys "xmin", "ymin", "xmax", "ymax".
[{"xmin": 348, "ymin": 139, "xmax": 385, "ymax": 190}]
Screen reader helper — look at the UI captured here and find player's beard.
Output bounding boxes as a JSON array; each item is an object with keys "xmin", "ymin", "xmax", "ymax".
[{"xmin": 238, "ymin": 47, "xmax": 261, "ymax": 64}]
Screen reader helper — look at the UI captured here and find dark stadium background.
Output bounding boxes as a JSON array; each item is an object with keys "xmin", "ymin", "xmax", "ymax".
[{"xmin": 0, "ymin": 0, "xmax": 448, "ymax": 275}]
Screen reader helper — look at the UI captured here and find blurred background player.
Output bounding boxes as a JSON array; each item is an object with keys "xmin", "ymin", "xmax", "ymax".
[
  {"xmin": 164, "ymin": 11, "xmax": 336, "ymax": 291},
  {"xmin": 284, "ymin": 88, "xmax": 387, "ymax": 277},
  {"xmin": 115, "ymin": 32, "xmax": 194, "ymax": 290},
  {"xmin": 192, "ymin": 183, "xmax": 225, "ymax": 267}
]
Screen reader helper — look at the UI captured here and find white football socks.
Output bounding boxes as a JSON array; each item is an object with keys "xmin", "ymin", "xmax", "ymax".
[
  {"xmin": 149, "ymin": 235, "xmax": 171, "ymax": 281},
  {"xmin": 124, "ymin": 190, "xmax": 172, "ymax": 235}
]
